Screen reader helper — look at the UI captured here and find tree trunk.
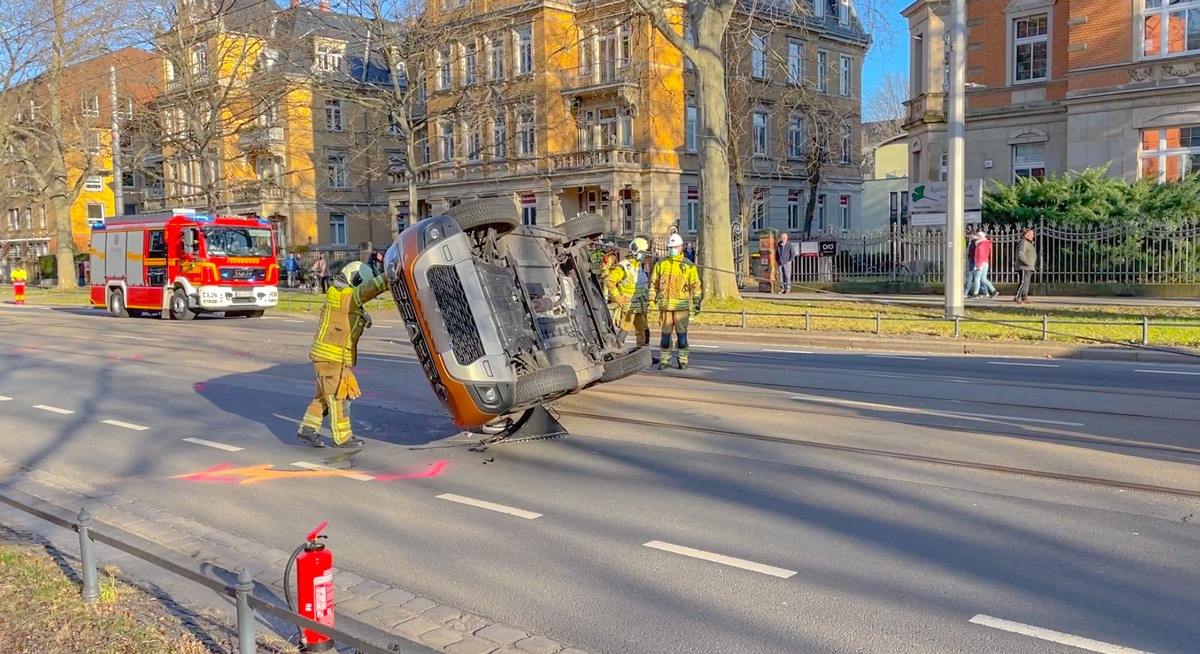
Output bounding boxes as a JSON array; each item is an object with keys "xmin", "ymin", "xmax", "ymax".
[
  {"xmin": 693, "ymin": 39, "xmax": 739, "ymax": 300},
  {"xmin": 50, "ymin": 0, "xmax": 77, "ymax": 290},
  {"xmin": 802, "ymin": 166, "xmax": 822, "ymax": 238}
]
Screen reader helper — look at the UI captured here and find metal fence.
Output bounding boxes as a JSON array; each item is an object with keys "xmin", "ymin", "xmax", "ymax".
[{"xmin": 785, "ymin": 221, "xmax": 1200, "ymax": 286}]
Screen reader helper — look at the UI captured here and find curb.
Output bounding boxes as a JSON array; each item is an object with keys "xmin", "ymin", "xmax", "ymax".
[{"xmin": 0, "ymin": 458, "xmax": 592, "ymax": 654}]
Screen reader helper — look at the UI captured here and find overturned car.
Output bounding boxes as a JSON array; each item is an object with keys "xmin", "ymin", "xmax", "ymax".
[{"xmin": 384, "ymin": 197, "xmax": 650, "ymax": 435}]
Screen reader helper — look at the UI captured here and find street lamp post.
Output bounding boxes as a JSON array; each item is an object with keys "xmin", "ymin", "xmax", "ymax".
[{"xmin": 944, "ymin": 0, "xmax": 967, "ymax": 318}]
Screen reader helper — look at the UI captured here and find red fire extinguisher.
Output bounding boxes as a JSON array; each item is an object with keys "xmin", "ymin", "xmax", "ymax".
[{"xmin": 285, "ymin": 521, "xmax": 335, "ymax": 652}]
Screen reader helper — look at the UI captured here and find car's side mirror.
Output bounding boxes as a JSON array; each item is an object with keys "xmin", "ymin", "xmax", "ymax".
[{"xmin": 183, "ymin": 229, "xmax": 196, "ymax": 255}]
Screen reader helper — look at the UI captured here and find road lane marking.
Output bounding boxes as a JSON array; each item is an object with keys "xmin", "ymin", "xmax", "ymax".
[
  {"xmin": 987, "ymin": 361, "xmax": 1059, "ymax": 368},
  {"xmin": 436, "ymin": 493, "xmax": 542, "ymax": 519},
  {"xmin": 109, "ymin": 333, "xmax": 162, "ymax": 342},
  {"xmin": 690, "ymin": 344, "xmax": 719, "ymax": 348},
  {"xmin": 182, "ymin": 437, "xmax": 244, "ymax": 452},
  {"xmin": 968, "ymin": 615, "xmax": 1154, "ymax": 653},
  {"xmin": 789, "ymin": 395, "xmax": 1085, "ymax": 426},
  {"xmin": 0, "ymin": 395, "xmax": 11, "ymax": 402},
  {"xmin": 292, "ymin": 461, "xmax": 374, "ymax": 481},
  {"xmin": 101, "ymin": 419, "xmax": 149, "ymax": 431},
  {"xmin": 867, "ymin": 354, "xmax": 927, "ymax": 360},
  {"xmin": 283, "ymin": 319, "xmax": 305, "ymax": 323},
  {"xmin": 1135, "ymin": 369, "xmax": 1200, "ymax": 376},
  {"xmin": 763, "ymin": 348, "xmax": 814, "ymax": 354},
  {"xmin": 33, "ymin": 405, "xmax": 74, "ymax": 415},
  {"xmin": 643, "ymin": 541, "xmax": 797, "ymax": 579}
]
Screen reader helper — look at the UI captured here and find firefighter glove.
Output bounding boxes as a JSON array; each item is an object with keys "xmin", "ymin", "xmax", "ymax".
[{"xmin": 693, "ymin": 300, "xmax": 702, "ymax": 314}]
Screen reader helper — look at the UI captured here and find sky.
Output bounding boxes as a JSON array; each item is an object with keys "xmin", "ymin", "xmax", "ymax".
[{"xmin": 861, "ymin": 0, "xmax": 911, "ymax": 103}]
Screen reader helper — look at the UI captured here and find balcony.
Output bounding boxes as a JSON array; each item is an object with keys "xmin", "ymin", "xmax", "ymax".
[
  {"xmin": 904, "ymin": 92, "xmax": 945, "ymax": 126},
  {"xmin": 237, "ymin": 126, "xmax": 286, "ymax": 153},
  {"xmin": 560, "ymin": 63, "xmax": 642, "ymax": 104},
  {"xmin": 231, "ymin": 184, "xmax": 286, "ymax": 204},
  {"xmin": 549, "ymin": 148, "xmax": 641, "ymax": 172}
]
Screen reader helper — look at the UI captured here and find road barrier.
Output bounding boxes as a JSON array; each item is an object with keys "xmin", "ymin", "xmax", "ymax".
[{"xmin": 0, "ymin": 487, "xmax": 437, "ymax": 654}]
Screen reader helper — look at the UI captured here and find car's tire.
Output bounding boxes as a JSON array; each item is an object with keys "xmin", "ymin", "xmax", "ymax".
[
  {"xmin": 513, "ymin": 365, "xmax": 579, "ymax": 406},
  {"xmin": 444, "ymin": 197, "xmax": 520, "ymax": 237},
  {"xmin": 561, "ymin": 213, "xmax": 606, "ymax": 243},
  {"xmin": 108, "ymin": 289, "xmax": 128, "ymax": 318},
  {"xmin": 601, "ymin": 346, "xmax": 652, "ymax": 383},
  {"xmin": 169, "ymin": 288, "xmax": 195, "ymax": 321}
]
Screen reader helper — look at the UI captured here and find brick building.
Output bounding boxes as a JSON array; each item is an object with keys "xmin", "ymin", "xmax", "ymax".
[{"xmin": 903, "ymin": 0, "xmax": 1200, "ymax": 186}]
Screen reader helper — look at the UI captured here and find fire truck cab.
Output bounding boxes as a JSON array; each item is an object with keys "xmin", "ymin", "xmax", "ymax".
[{"xmin": 89, "ymin": 210, "xmax": 280, "ymax": 320}]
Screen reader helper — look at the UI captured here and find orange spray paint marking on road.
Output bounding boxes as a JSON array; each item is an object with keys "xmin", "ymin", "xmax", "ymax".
[{"xmin": 175, "ymin": 460, "xmax": 449, "ymax": 485}]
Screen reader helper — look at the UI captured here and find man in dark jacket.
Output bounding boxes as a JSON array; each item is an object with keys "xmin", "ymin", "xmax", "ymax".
[
  {"xmin": 1015, "ymin": 228, "xmax": 1037, "ymax": 303},
  {"xmin": 775, "ymin": 232, "xmax": 796, "ymax": 294}
]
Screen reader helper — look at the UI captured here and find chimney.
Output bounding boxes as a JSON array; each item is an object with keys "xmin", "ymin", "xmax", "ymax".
[
  {"xmin": 319, "ymin": 0, "xmax": 330, "ymax": 10},
  {"xmin": 290, "ymin": 0, "xmax": 300, "ymax": 6}
]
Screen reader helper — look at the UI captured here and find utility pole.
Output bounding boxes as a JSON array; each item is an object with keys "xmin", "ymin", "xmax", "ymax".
[
  {"xmin": 110, "ymin": 65, "xmax": 124, "ymax": 217},
  {"xmin": 944, "ymin": 0, "xmax": 966, "ymax": 318}
]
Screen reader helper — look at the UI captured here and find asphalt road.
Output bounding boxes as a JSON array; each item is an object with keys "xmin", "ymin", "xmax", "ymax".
[{"xmin": 1, "ymin": 303, "xmax": 1198, "ymax": 654}]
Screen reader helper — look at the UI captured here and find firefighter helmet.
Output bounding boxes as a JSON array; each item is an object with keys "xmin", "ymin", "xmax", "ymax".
[
  {"xmin": 667, "ymin": 233, "xmax": 684, "ymax": 248},
  {"xmin": 629, "ymin": 237, "xmax": 649, "ymax": 255},
  {"xmin": 342, "ymin": 261, "xmax": 375, "ymax": 287}
]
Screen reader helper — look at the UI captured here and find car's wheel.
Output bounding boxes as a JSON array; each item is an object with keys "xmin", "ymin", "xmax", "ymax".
[
  {"xmin": 444, "ymin": 197, "xmax": 520, "ymax": 237},
  {"xmin": 169, "ymin": 288, "xmax": 195, "ymax": 321},
  {"xmin": 560, "ymin": 213, "xmax": 606, "ymax": 243},
  {"xmin": 601, "ymin": 346, "xmax": 652, "ymax": 383},
  {"xmin": 108, "ymin": 289, "xmax": 128, "ymax": 318},
  {"xmin": 513, "ymin": 365, "xmax": 579, "ymax": 406}
]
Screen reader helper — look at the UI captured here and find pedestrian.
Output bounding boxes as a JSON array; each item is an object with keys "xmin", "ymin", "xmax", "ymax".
[
  {"xmin": 683, "ymin": 241, "xmax": 696, "ymax": 263},
  {"xmin": 775, "ymin": 232, "xmax": 795, "ymax": 294},
  {"xmin": 310, "ymin": 253, "xmax": 328, "ymax": 294},
  {"xmin": 607, "ymin": 237, "xmax": 651, "ymax": 348},
  {"xmin": 969, "ymin": 230, "xmax": 999, "ymax": 299},
  {"xmin": 10, "ymin": 267, "xmax": 27, "ymax": 305},
  {"xmin": 285, "ymin": 253, "xmax": 300, "ymax": 288},
  {"xmin": 1015, "ymin": 228, "xmax": 1037, "ymax": 304},
  {"xmin": 649, "ymin": 233, "xmax": 702, "ymax": 370},
  {"xmin": 371, "ymin": 251, "xmax": 385, "ymax": 276},
  {"xmin": 296, "ymin": 261, "xmax": 389, "ymax": 449},
  {"xmin": 964, "ymin": 233, "xmax": 978, "ymax": 297}
]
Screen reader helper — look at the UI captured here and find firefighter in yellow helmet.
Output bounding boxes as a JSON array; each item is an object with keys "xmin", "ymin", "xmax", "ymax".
[
  {"xmin": 649, "ymin": 233, "xmax": 702, "ymax": 370},
  {"xmin": 296, "ymin": 260, "xmax": 388, "ymax": 448},
  {"xmin": 606, "ymin": 237, "xmax": 651, "ymax": 347}
]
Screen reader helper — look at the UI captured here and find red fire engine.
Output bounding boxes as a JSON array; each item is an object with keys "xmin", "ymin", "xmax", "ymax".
[{"xmin": 89, "ymin": 210, "xmax": 280, "ymax": 320}]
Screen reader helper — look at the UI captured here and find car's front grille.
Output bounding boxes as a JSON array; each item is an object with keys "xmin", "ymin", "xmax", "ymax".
[
  {"xmin": 426, "ymin": 265, "xmax": 486, "ymax": 366},
  {"xmin": 390, "ymin": 275, "xmax": 447, "ymax": 402}
]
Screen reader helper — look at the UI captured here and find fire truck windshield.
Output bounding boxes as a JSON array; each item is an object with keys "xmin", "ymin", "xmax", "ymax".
[{"xmin": 202, "ymin": 227, "xmax": 274, "ymax": 258}]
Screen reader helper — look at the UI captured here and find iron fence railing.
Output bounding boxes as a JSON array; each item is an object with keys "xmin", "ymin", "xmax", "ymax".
[{"xmin": 782, "ymin": 221, "xmax": 1200, "ymax": 286}]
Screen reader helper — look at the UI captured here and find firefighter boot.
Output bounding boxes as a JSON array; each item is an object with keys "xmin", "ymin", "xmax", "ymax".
[{"xmin": 296, "ymin": 426, "xmax": 325, "ymax": 448}]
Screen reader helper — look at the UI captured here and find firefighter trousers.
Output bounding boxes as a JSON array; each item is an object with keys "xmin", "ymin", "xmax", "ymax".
[
  {"xmin": 658, "ymin": 310, "xmax": 691, "ymax": 364},
  {"xmin": 617, "ymin": 308, "xmax": 650, "ymax": 348},
  {"xmin": 300, "ymin": 360, "xmax": 362, "ymax": 445},
  {"xmin": 13, "ymin": 282, "xmax": 25, "ymax": 305}
]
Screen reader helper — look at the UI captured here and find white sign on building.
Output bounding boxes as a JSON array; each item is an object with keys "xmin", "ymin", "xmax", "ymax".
[{"xmin": 909, "ymin": 179, "xmax": 983, "ymax": 226}]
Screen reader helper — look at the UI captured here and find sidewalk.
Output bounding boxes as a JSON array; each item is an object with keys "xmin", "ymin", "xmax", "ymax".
[{"xmin": 743, "ymin": 291, "xmax": 1200, "ymax": 309}]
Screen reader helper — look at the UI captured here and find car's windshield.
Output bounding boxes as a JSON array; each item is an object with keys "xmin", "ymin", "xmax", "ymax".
[{"xmin": 202, "ymin": 227, "xmax": 274, "ymax": 257}]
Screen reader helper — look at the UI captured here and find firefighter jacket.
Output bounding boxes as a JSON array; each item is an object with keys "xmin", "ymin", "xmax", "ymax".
[
  {"xmin": 650, "ymin": 254, "xmax": 702, "ymax": 312},
  {"xmin": 310, "ymin": 274, "xmax": 388, "ymax": 366},
  {"xmin": 10, "ymin": 268, "xmax": 27, "ymax": 283},
  {"xmin": 606, "ymin": 257, "xmax": 649, "ymax": 312}
]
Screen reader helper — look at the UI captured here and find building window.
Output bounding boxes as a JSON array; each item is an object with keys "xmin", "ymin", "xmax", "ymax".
[
  {"xmin": 122, "ymin": 171, "xmax": 135, "ymax": 188},
  {"xmin": 517, "ymin": 108, "xmax": 535, "ymax": 156},
  {"xmin": 686, "ymin": 186, "xmax": 699, "ymax": 232},
  {"xmin": 1142, "ymin": 0, "xmax": 1200, "ymax": 58},
  {"xmin": 788, "ymin": 115, "xmax": 806, "ymax": 160},
  {"xmin": 38, "ymin": 207, "xmax": 46, "ymax": 230},
  {"xmin": 492, "ymin": 115, "xmax": 507, "ymax": 159},
  {"xmin": 6, "ymin": 208, "xmax": 18, "ymax": 231},
  {"xmin": 1013, "ymin": 142, "xmax": 1046, "ymax": 180},
  {"xmin": 87, "ymin": 203, "xmax": 105, "ymax": 226},
  {"xmin": 839, "ymin": 55, "xmax": 852, "ymax": 96},
  {"xmin": 685, "ymin": 99, "xmax": 698, "ymax": 152},
  {"xmin": 87, "ymin": 132, "xmax": 102, "ymax": 156},
  {"xmin": 619, "ymin": 107, "xmax": 633, "ymax": 148},
  {"xmin": 787, "ymin": 189, "xmax": 801, "ymax": 230},
  {"xmin": 817, "ymin": 51, "xmax": 828, "ymax": 93},
  {"xmin": 325, "ymin": 99, "xmax": 344, "ymax": 132},
  {"xmin": 684, "ymin": 22, "xmax": 694, "ymax": 71},
  {"xmin": 939, "ymin": 153, "xmax": 948, "ymax": 181},
  {"xmin": 438, "ymin": 47, "xmax": 452, "ymax": 90},
  {"xmin": 752, "ymin": 110, "xmax": 768, "ymax": 156},
  {"xmin": 22, "ymin": 209, "xmax": 31, "ymax": 230},
  {"xmin": 816, "ymin": 194, "xmax": 826, "ymax": 230},
  {"xmin": 1013, "ymin": 14, "xmax": 1048, "ymax": 83},
  {"xmin": 788, "ymin": 41, "xmax": 804, "ymax": 85},
  {"xmin": 751, "ymin": 188, "xmax": 767, "ymax": 231},
  {"xmin": 622, "ymin": 193, "xmax": 635, "ymax": 233},
  {"xmin": 750, "ymin": 33, "xmax": 767, "ymax": 79},
  {"xmin": 838, "ymin": 0, "xmax": 849, "ymax": 24},
  {"xmin": 464, "ymin": 43, "xmax": 478, "ymax": 85},
  {"xmin": 1140, "ymin": 126, "xmax": 1200, "ymax": 182},
  {"xmin": 329, "ymin": 213, "xmax": 347, "ymax": 246},
  {"xmin": 84, "ymin": 175, "xmax": 104, "ymax": 192},
  {"xmin": 467, "ymin": 121, "xmax": 483, "ymax": 161},
  {"xmin": 516, "ymin": 25, "xmax": 534, "ymax": 75},
  {"xmin": 839, "ymin": 123, "xmax": 852, "ymax": 164},
  {"xmin": 326, "ymin": 152, "xmax": 348, "ymax": 188},
  {"xmin": 490, "ymin": 35, "xmax": 505, "ymax": 80},
  {"xmin": 440, "ymin": 120, "xmax": 456, "ymax": 161},
  {"xmin": 888, "ymin": 190, "xmax": 909, "ymax": 227},
  {"xmin": 192, "ymin": 44, "xmax": 208, "ymax": 76},
  {"xmin": 81, "ymin": 94, "xmax": 100, "ymax": 118},
  {"xmin": 316, "ymin": 42, "xmax": 343, "ymax": 73},
  {"xmin": 521, "ymin": 193, "xmax": 537, "ymax": 225},
  {"xmin": 838, "ymin": 194, "xmax": 850, "ymax": 230},
  {"xmin": 619, "ymin": 20, "xmax": 632, "ymax": 68}
]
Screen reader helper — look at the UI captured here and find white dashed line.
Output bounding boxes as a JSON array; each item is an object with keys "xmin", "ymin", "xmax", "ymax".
[
  {"xmin": 987, "ymin": 361, "xmax": 1059, "ymax": 368},
  {"xmin": 690, "ymin": 344, "xmax": 719, "ymax": 349},
  {"xmin": 101, "ymin": 419, "xmax": 149, "ymax": 431},
  {"xmin": 969, "ymin": 615, "xmax": 1155, "ymax": 653},
  {"xmin": 643, "ymin": 541, "xmax": 797, "ymax": 579},
  {"xmin": 1135, "ymin": 369, "xmax": 1200, "ymax": 376},
  {"xmin": 789, "ymin": 395, "xmax": 1085, "ymax": 426},
  {"xmin": 109, "ymin": 333, "xmax": 162, "ymax": 342},
  {"xmin": 436, "ymin": 493, "xmax": 542, "ymax": 519},
  {"xmin": 292, "ymin": 461, "xmax": 374, "ymax": 481},
  {"xmin": 0, "ymin": 395, "xmax": 11, "ymax": 402},
  {"xmin": 283, "ymin": 319, "xmax": 305, "ymax": 323},
  {"xmin": 867, "ymin": 354, "xmax": 927, "ymax": 360},
  {"xmin": 182, "ymin": 437, "xmax": 243, "ymax": 452},
  {"xmin": 762, "ymin": 348, "xmax": 814, "ymax": 354},
  {"xmin": 375, "ymin": 324, "xmax": 395, "ymax": 329},
  {"xmin": 33, "ymin": 405, "xmax": 74, "ymax": 415}
]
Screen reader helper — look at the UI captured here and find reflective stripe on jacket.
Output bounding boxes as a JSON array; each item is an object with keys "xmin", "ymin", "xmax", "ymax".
[
  {"xmin": 310, "ymin": 275, "xmax": 387, "ymax": 366},
  {"xmin": 650, "ymin": 254, "xmax": 701, "ymax": 311}
]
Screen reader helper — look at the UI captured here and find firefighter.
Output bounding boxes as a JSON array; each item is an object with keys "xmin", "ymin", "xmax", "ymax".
[
  {"xmin": 649, "ymin": 233, "xmax": 702, "ymax": 370},
  {"xmin": 606, "ymin": 237, "xmax": 651, "ymax": 347},
  {"xmin": 10, "ymin": 267, "xmax": 27, "ymax": 305},
  {"xmin": 296, "ymin": 260, "xmax": 388, "ymax": 448}
]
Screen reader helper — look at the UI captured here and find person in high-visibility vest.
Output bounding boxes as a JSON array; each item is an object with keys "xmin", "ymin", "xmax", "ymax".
[
  {"xmin": 649, "ymin": 233, "xmax": 702, "ymax": 370},
  {"xmin": 296, "ymin": 261, "xmax": 388, "ymax": 448},
  {"xmin": 606, "ymin": 237, "xmax": 651, "ymax": 347},
  {"xmin": 10, "ymin": 268, "xmax": 27, "ymax": 305}
]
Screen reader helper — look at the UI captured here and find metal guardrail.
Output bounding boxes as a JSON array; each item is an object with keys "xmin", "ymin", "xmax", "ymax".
[{"xmin": 0, "ymin": 487, "xmax": 438, "ymax": 654}]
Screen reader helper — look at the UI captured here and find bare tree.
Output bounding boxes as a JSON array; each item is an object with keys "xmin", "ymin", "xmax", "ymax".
[{"xmin": 864, "ymin": 70, "xmax": 907, "ymax": 136}]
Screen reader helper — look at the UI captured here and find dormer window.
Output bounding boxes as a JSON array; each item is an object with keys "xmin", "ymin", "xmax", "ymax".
[{"xmin": 316, "ymin": 41, "xmax": 345, "ymax": 73}]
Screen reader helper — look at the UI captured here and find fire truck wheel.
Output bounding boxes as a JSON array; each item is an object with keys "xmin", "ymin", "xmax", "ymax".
[
  {"xmin": 108, "ymin": 289, "xmax": 129, "ymax": 318},
  {"xmin": 169, "ymin": 288, "xmax": 195, "ymax": 321}
]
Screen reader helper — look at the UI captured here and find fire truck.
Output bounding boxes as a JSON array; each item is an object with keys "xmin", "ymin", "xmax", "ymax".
[{"xmin": 89, "ymin": 210, "xmax": 280, "ymax": 320}]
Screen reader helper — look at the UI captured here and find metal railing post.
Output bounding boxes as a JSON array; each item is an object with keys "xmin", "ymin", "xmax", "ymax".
[
  {"xmin": 805, "ymin": 310, "xmax": 811, "ymax": 331},
  {"xmin": 76, "ymin": 508, "xmax": 99, "ymax": 603},
  {"xmin": 236, "ymin": 567, "xmax": 256, "ymax": 654},
  {"xmin": 1042, "ymin": 315, "xmax": 1049, "ymax": 341},
  {"xmin": 1142, "ymin": 316, "xmax": 1150, "ymax": 346},
  {"xmin": 953, "ymin": 317, "xmax": 960, "ymax": 338},
  {"xmin": 875, "ymin": 313, "xmax": 882, "ymax": 335},
  {"xmin": 740, "ymin": 308, "xmax": 747, "ymax": 329}
]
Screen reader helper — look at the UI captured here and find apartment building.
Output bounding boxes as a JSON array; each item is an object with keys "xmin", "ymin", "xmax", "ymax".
[
  {"xmin": 152, "ymin": 0, "xmax": 399, "ymax": 253},
  {"xmin": 905, "ymin": 0, "xmax": 1200, "ymax": 186},
  {"xmin": 0, "ymin": 48, "xmax": 160, "ymax": 278},
  {"xmin": 395, "ymin": 0, "xmax": 869, "ymax": 237}
]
